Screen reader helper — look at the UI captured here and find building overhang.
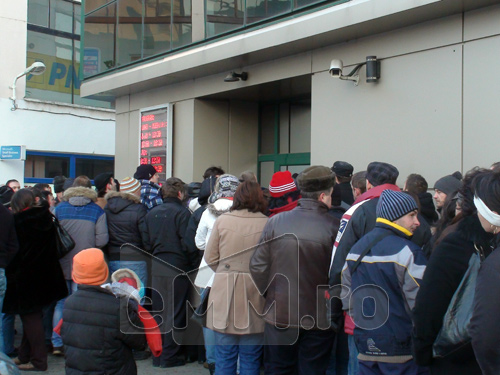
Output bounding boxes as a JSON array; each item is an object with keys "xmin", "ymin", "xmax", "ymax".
[{"xmin": 81, "ymin": 0, "xmax": 500, "ymax": 98}]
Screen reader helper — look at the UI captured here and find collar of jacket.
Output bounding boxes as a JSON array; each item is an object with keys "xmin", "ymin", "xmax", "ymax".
[
  {"xmin": 140, "ymin": 180, "xmax": 161, "ymax": 189},
  {"xmin": 268, "ymin": 199, "xmax": 299, "ymax": 216},
  {"xmin": 376, "ymin": 217, "xmax": 413, "ymax": 238},
  {"xmin": 77, "ymin": 284, "xmax": 114, "ymax": 295},
  {"xmin": 162, "ymin": 196, "xmax": 182, "ymax": 205},
  {"xmin": 297, "ymin": 198, "xmax": 329, "ymax": 211},
  {"xmin": 353, "ymin": 184, "xmax": 400, "ymax": 205}
]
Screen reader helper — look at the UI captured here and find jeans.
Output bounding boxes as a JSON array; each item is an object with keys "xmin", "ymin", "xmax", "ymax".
[
  {"xmin": 0, "ymin": 269, "xmax": 6, "ymax": 354},
  {"xmin": 348, "ymin": 334, "xmax": 359, "ymax": 375},
  {"xmin": 204, "ymin": 327, "xmax": 216, "ymax": 364},
  {"xmin": 2, "ymin": 313, "xmax": 15, "ymax": 355},
  {"xmin": 213, "ymin": 331, "xmax": 263, "ymax": 375},
  {"xmin": 51, "ymin": 280, "xmax": 77, "ymax": 348},
  {"xmin": 108, "ymin": 260, "xmax": 148, "ymax": 289}
]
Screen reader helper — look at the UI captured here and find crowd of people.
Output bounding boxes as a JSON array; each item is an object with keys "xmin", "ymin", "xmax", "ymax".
[{"xmin": 1, "ymin": 160, "xmax": 500, "ymax": 375}]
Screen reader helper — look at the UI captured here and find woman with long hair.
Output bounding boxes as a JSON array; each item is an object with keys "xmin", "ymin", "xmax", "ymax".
[
  {"xmin": 4, "ymin": 189, "xmax": 67, "ymax": 371},
  {"xmin": 413, "ymin": 168, "xmax": 492, "ymax": 374},
  {"xmin": 204, "ymin": 181, "xmax": 268, "ymax": 375},
  {"xmin": 470, "ymin": 170, "xmax": 500, "ymax": 374}
]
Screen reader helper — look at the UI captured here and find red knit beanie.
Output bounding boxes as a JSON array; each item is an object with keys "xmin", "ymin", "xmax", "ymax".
[{"xmin": 269, "ymin": 171, "xmax": 297, "ymax": 198}]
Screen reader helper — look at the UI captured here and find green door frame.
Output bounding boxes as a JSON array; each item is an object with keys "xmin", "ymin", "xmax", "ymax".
[{"xmin": 257, "ymin": 102, "xmax": 311, "ymax": 182}]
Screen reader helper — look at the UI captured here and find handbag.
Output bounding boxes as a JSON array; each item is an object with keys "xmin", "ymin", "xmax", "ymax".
[
  {"xmin": 432, "ymin": 245, "xmax": 484, "ymax": 358},
  {"xmin": 190, "ymin": 287, "xmax": 211, "ymax": 327},
  {"xmin": 53, "ymin": 216, "xmax": 75, "ymax": 259}
]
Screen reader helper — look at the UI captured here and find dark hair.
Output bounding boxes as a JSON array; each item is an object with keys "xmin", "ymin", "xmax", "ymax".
[
  {"xmin": 163, "ymin": 177, "xmax": 185, "ymax": 198},
  {"xmin": 73, "ymin": 176, "xmax": 92, "ymax": 188},
  {"xmin": 351, "ymin": 171, "xmax": 367, "ymax": 193},
  {"xmin": 403, "ymin": 191, "xmax": 421, "ymax": 211},
  {"xmin": 29, "ymin": 187, "xmax": 45, "ymax": 202},
  {"xmin": 10, "ymin": 189, "xmax": 36, "ymax": 213},
  {"xmin": 405, "ymin": 174, "xmax": 428, "ymax": 195},
  {"xmin": 301, "ymin": 188, "xmax": 332, "ymax": 201},
  {"xmin": 41, "ymin": 190, "xmax": 53, "ymax": 201},
  {"xmin": 473, "ymin": 170, "xmax": 500, "ymax": 214},
  {"xmin": 433, "ymin": 192, "xmax": 458, "ymax": 241},
  {"xmin": 491, "ymin": 162, "xmax": 500, "ymax": 172},
  {"xmin": 33, "ymin": 183, "xmax": 50, "ymax": 191},
  {"xmin": 336, "ymin": 175, "xmax": 351, "ymax": 184},
  {"xmin": 5, "ymin": 179, "xmax": 19, "ymax": 187},
  {"xmin": 203, "ymin": 166, "xmax": 225, "ymax": 180},
  {"xmin": 231, "ymin": 181, "xmax": 267, "ymax": 214},
  {"xmin": 456, "ymin": 167, "xmax": 490, "ymax": 218}
]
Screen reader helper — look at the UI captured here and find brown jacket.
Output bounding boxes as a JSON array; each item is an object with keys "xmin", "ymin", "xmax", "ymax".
[
  {"xmin": 250, "ymin": 199, "xmax": 339, "ymax": 330},
  {"xmin": 204, "ymin": 209, "xmax": 268, "ymax": 335}
]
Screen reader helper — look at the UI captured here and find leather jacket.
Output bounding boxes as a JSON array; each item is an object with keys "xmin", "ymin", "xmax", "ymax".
[{"xmin": 250, "ymin": 199, "xmax": 339, "ymax": 329}]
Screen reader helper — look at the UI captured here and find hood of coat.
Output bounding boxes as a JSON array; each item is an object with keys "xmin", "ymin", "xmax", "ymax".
[
  {"xmin": 62, "ymin": 187, "xmax": 97, "ymax": 207},
  {"xmin": 207, "ymin": 198, "xmax": 233, "ymax": 217},
  {"xmin": 418, "ymin": 192, "xmax": 437, "ymax": 217},
  {"xmin": 105, "ymin": 191, "xmax": 140, "ymax": 214}
]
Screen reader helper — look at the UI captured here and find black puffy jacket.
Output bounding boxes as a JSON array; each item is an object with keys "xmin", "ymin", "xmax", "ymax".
[
  {"xmin": 104, "ymin": 192, "xmax": 148, "ymax": 262},
  {"xmin": 62, "ymin": 285, "xmax": 146, "ymax": 375},
  {"xmin": 250, "ymin": 199, "xmax": 339, "ymax": 329},
  {"xmin": 144, "ymin": 197, "xmax": 197, "ymax": 276}
]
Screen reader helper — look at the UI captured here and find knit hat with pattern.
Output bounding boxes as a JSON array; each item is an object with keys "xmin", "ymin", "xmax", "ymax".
[
  {"xmin": 377, "ymin": 190, "xmax": 418, "ymax": 222},
  {"xmin": 120, "ymin": 177, "xmax": 141, "ymax": 194},
  {"xmin": 269, "ymin": 171, "xmax": 297, "ymax": 198}
]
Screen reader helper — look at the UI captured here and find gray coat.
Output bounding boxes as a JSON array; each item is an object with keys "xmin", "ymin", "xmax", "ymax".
[{"xmin": 54, "ymin": 187, "xmax": 108, "ymax": 279}]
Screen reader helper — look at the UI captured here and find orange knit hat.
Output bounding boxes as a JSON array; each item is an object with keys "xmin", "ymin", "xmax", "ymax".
[{"xmin": 72, "ymin": 248, "xmax": 109, "ymax": 285}]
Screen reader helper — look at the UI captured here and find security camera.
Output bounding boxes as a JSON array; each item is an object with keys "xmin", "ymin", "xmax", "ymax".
[{"xmin": 329, "ymin": 59, "xmax": 343, "ymax": 78}]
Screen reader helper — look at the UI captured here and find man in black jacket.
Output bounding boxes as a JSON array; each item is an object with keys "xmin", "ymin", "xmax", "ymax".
[
  {"xmin": 62, "ymin": 248, "xmax": 146, "ymax": 375},
  {"xmin": 144, "ymin": 177, "xmax": 195, "ymax": 368},
  {"xmin": 250, "ymin": 165, "xmax": 339, "ymax": 375}
]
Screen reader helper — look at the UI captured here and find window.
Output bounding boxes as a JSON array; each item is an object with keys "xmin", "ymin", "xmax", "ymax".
[
  {"xmin": 26, "ymin": 0, "xmax": 113, "ymax": 108},
  {"xmin": 83, "ymin": 0, "xmax": 192, "ymax": 76},
  {"xmin": 24, "ymin": 152, "xmax": 114, "ymax": 183}
]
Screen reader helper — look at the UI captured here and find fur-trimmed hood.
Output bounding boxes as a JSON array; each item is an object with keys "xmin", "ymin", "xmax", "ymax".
[
  {"xmin": 105, "ymin": 191, "xmax": 140, "ymax": 204},
  {"xmin": 207, "ymin": 198, "xmax": 233, "ymax": 217},
  {"xmin": 62, "ymin": 187, "xmax": 97, "ymax": 207},
  {"xmin": 63, "ymin": 187, "xmax": 97, "ymax": 201},
  {"xmin": 105, "ymin": 191, "xmax": 141, "ymax": 214}
]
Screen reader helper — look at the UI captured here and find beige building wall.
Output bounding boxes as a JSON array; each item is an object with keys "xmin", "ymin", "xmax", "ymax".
[{"xmin": 111, "ymin": 3, "xmax": 500, "ymax": 186}]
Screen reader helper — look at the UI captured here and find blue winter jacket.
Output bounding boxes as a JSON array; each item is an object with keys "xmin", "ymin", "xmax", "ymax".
[{"xmin": 341, "ymin": 219, "xmax": 427, "ymax": 361}]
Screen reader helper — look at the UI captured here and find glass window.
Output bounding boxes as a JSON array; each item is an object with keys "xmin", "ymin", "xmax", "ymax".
[
  {"xmin": 74, "ymin": 3, "xmax": 81, "ymax": 35},
  {"xmin": 84, "ymin": 0, "xmax": 115, "ymax": 15},
  {"xmin": 76, "ymin": 158, "xmax": 114, "ymax": 177},
  {"xmin": 28, "ymin": 0, "xmax": 50, "ymax": 27},
  {"xmin": 259, "ymin": 161, "xmax": 275, "ymax": 188},
  {"xmin": 25, "ymin": 155, "xmax": 70, "ymax": 178},
  {"xmin": 295, "ymin": 0, "xmax": 325, "ymax": 9},
  {"xmin": 84, "ymin": 2, "xmax": 117, "ymax": 75},
  {"xmin": 206, "ymin": 0, "xmax": 244, "ymax": 38},
  {"xmin": 246, "ymin": 0, "xmax": 291, "ymax": 25},
  {"xmin": 26, "ymin": 31, "xmax": 75, "ymax": 104},
  {"xmin": 172, "ymin": 0, "xmax": 192, "ymax": 49},
  {"xmin": 143, "ymin": 0, "xmax": 171, "ymax": 57},
  {"xmin": 50, "ymin": 0, "xmax": 74, "ymax": 33},
  {"xmin": 116, "ymin": 0, "xmax": 144, "ymax": 66},
  {"xmin": 289, "ymin": 103, "xmax": 311, "ymax": 153}
]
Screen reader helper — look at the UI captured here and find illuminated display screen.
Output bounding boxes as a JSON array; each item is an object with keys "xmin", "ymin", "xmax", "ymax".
[{"xmin": 140, "ymin": 108, "xmax": 168, "ymax": 181}]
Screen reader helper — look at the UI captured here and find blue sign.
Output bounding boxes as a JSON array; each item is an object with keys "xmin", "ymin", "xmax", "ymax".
[{"xmin": 1, "ymin": 146, "xmax": 26, "ymax": 160}]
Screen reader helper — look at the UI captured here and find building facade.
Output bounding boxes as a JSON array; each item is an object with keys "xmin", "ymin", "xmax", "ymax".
[
  {"xmin": 1, "ymin": 0, "xmax": 115, "ymax": 187},
  {"xmin": 81, "ymin": 0, "xmax": 500, "ymax": 187}
]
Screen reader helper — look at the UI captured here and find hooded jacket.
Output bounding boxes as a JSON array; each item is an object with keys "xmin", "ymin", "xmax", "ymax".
[
  {"xmin": 418, "ymin": 192, "xmax": 438, "ymax": 226},
  {"xmin": 62, "ymin": 285, "xmax": 146, "ymax": 375},
  {"xmin": 194, "ymin": 198, "xmax": 233, "ymax": 288},
  {"xmin": 104, "ymin": 191, "xmax": 148, "ymax": 262},
  {"xmin": 55, "ymin": 187, "xmax": 109, "ymax": 279}
]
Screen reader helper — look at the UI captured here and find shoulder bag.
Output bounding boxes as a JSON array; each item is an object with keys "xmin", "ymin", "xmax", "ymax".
[{"xmin": 53, "ymin": 216, "xmax": 75, "ymax": 259}]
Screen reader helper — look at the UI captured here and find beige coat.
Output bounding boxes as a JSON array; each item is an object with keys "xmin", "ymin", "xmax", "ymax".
[{"xmin": 204, "ymin": 209, "xmax": 268, "ymax": 335}]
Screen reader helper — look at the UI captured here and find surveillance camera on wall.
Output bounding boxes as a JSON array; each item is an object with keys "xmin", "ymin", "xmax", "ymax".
[{"xmin": 329, "ymin": 59, "xmax": 343, "ymax": 78}]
